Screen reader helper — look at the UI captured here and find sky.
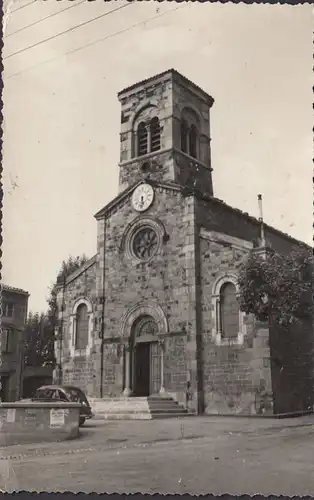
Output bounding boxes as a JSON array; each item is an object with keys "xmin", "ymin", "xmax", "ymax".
[{"xmin": 2, "ymin": 1, "xmax": 313, "ymax": 313}]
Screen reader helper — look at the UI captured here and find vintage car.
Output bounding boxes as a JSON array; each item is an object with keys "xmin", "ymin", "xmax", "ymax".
[{"xmin": 32, "ymin": 385, "xmax": 94, "ymax": 426}]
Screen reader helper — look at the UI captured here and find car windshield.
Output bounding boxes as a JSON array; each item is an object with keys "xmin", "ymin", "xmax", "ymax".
[{"xmin": 64, "ymin": 389, "xmax": 88, "ymax": 404}]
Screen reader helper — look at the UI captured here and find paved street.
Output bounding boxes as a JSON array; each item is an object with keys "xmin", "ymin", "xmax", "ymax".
[{"xmin": 2, "ymin": 415, "xmax": 314, "ymax": 495}]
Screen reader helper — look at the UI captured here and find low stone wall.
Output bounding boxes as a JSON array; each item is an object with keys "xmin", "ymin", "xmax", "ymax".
[{"xmin": 0, "ymin": 402, "xmax": 81, "ymax": 446}]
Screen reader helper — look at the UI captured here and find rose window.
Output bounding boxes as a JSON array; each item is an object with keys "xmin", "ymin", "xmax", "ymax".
[{"xmin": 132, "ymin": 227, "xmax": 158, "ymax": 260}]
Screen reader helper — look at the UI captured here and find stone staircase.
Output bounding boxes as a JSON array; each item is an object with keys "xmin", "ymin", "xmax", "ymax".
[{"xmin": 89, "ymin": 395, "xmax": 190, "ymax": 420}]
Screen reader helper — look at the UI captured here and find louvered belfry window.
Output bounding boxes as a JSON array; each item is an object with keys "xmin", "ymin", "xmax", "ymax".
[
  {"xmin": 138, "ymin": 122, "xmax": 148, "ymax": 156},
  {"xmin": 150, "ymin": 117, "xmax": 161, "ymax": 152},
  {"xmin": 137, "ymin": 117, "xmax": 161, "ymax": 157}
]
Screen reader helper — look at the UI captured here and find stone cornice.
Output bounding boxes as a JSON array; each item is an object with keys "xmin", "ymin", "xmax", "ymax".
[
  {"xmin": 118, "ymin": 68, "xmax": 214, "ymax": 107},
  {"xmin": 200, "ymin": 228, "xmax": 253, "ymax": 251}
]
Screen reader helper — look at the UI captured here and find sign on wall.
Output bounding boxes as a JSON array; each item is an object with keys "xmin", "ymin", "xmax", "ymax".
[
  {"xmin": 6, "ymin": 409, "xmax": 16, "ymax": 423},
  {"xmin": 50, "ymin": 409, "xmax": 65, "ymax": 427}
]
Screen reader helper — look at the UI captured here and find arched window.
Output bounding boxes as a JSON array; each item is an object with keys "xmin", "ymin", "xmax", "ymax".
[
  {"xmin": 150, "ymin": 117, "xmax": 161, "ymax": 152},
  {"xmin": 75, "ymin": 304, "xmax": 89, "ymax": 350},
  {"xmin": 138, "ymin": 122, "xmax": 148, "ymax": 157},
  {"xmin": 180, "ymin": 108, "xmax": 199, "ymax": 159},
  {"xmin": 180, "ymin": 119, "xmax": 188, "ymax": 153},
  {"xmin": 189, "ymin": 124, "xmax": 198, "ymax": 159},
  {"xmin": 219, "ymin": 282, "xmax": 239, "ymax": 339}
]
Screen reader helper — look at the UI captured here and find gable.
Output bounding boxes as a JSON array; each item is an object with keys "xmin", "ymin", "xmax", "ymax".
[{"xmin": 94, "ymin": 179, "xmax": 182, "ymax": 220}]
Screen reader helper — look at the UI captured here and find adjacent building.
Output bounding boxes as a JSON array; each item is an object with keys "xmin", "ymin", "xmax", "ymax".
[
  {"xmin": 1, "ymin": 284, "xmax": 29, "ymax": 401},
  {"xmin": 54, "ymin": 69, "xmax": 313, "ymax": 416}
]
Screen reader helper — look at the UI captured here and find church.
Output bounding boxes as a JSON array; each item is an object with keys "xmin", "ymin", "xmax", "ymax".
[{"xmin": 54, "ymin": 69, "xmax": 313, "ymax": 417}]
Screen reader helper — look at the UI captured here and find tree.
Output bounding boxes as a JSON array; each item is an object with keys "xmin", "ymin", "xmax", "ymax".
[
  {"xmin": 237, "ymin": 249, "xmax": 314, "ymax": 327},
  {"xmin": 24, "ymin": 312, "xmax": 55, "ymax": 367}
]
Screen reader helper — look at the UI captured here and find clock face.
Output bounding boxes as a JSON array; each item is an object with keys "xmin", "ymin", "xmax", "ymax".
[{"xmin": 131, "ymin": 183, "xmax": 154, "ymax": 212}]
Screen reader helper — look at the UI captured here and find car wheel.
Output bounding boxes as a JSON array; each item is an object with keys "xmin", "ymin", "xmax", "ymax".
[{"xmin": 79, "ymin": 417, "xmax": 86, "ymax": 427}]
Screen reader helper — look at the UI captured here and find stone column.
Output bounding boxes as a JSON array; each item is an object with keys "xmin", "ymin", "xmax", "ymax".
[
  {"xmin": 159, "ymin": 339, "xmax": 166, "ymax": 395},
  {"xmin": 147, "ymin": 124, "xmax": 152, "ymax": 154},
  {"xmin": 216, "ymin": 298, "xmax": 221, "ymax": 334},
  {"xmin": 123, "ymin": 343, "xmax": 132, "ymax": 397},
  {"xmin": 186, "ymin": 128, "xmax": 191, "ymax": 156}
]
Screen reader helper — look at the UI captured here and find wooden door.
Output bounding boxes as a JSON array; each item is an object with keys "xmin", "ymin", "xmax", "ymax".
[{"xmin": 134, "ymin": 343, "xmax": 150, "ymax": 396}]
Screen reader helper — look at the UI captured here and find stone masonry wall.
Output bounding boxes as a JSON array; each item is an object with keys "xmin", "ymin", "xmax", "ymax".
[
  {"xmin": 118, "ymin": 71, "xmax": 213, "ymax": 197},
  {"xmin": 197, "ymin": 195, "xmax": 312, "ymax": 415},
  {"xmin": 199, "ymin": 236, "xmax": 273, "ymax": 415},
  {"xmin": 2, "ymin": 289, "xmax": 29, "ymax": 401},
  {"xmin": 95, "ymin": 186, "xmax": 198, "ymax": 405},
  {"xmin": 57, "ymin": 260, "xmax": 99, "ymax": 397},
  {"xmin": 119, "ymin": 75, "xmax": 173, "ymax": 191},
  {"xmin": 196, "ymin": 197, "xmax": 307, "ymax": 255}
]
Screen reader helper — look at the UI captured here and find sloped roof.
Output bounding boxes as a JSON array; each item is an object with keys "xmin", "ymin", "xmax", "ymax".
[
  {"xmin": 189, "ymin": 187, "xmax": 311, "ymax": 251},
  {"xmin": 117, "ymin": 68, "xmax": 214, "ymax": 106},
  {"xmin": 1, "ymin": 284, "xmax": 29, "ymax": 296}
]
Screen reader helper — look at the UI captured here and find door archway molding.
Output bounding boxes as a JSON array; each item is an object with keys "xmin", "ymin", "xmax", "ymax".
[{"xmin": 119, "ymin": 301, "xmax": 169, "ymax": 340}]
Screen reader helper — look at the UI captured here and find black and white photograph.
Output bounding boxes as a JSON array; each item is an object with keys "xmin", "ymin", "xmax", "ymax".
[{"xmin": 1, "ymin": 0, "xmax": 313, "ymax": 495}]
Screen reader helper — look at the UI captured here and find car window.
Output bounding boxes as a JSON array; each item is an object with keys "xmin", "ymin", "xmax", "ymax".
[
  {"xmin": 65, "ymin": 389, "xmax": 88, "ymax": 404},
  {"xmin": 34, "ymin": 389, "xmax": 54, "ymax": 400},
  {"xmin": 51, "ymin": 390, "xmax": 59, "ymax": 400},
  {"xmin": 58, "ymin": 390, "xmax": 68, "ymax": 402}
]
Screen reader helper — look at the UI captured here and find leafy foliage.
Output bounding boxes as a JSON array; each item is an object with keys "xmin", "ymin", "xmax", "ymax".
[
  {"xmin": 24, "ymin": 312, "xmax": 55, "ymax": 367},
  {"xmin": 237, "ymin": 249, "xmax": 314, "ymax": 326},
  {"xmin": 47, "ymin": 254, "xmax": 89, "ymax": 329},
  {"xmin": 24, "ymin": 254, "xmax": 89, "ymax": 367}
]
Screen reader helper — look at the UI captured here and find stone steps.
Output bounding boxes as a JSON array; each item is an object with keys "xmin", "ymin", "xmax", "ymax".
[{"xmin": 89, "ymin": 395, "xmax": 189, "ymax": 420}]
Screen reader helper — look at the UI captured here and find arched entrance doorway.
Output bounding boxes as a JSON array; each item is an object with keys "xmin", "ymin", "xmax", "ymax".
[{"xmin": 130, "ymin": 315, "xmax": 160, "ymax": 397}]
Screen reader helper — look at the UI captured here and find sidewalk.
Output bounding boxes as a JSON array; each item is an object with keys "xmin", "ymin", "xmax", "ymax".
[{"xmin": 1, "ymin": 414, "xmax": 314, "ymax": 461}]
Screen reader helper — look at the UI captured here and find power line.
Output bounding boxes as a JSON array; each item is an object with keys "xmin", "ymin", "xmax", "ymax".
[
  {"xmin": 11, "ymin": 0, "xmax": 36, "ymax": 13},
  {"xmin": 5, "ymin": 4, "xmax": 187, "ymax": 81},
  {"xmin": 6, "ymin": 0, "xmax": 86, "ymax": 38},
  {"xmin": 4, "ymin": 2, "xmax": 132, "ymax": 60}
]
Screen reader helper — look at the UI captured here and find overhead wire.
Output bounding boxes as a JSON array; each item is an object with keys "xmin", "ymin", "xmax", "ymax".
[
  {"xmin": 4, "ymin": 2, "xmax": 132, "ymax": 59},
  {"xmin": 5, "ymin": 4, "xmax": 187, "ymax": 81},
  {"xmin": 6, "ymin": 0, "xmax": 86, "ymax": 38},
  {"xmin": 11, "ymin": 0, "xmax": 36, "ymax": 13}
]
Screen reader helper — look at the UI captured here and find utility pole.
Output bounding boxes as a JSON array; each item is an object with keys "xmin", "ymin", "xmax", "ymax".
[{"xmin": 58, "ymin": 275, "xmax": 66, "ymax": 385}]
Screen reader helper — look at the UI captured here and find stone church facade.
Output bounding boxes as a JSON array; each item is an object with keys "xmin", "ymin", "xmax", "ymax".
[{"xmin": 54, "ymin": 69, "xmax": 313, "ymax": 416}]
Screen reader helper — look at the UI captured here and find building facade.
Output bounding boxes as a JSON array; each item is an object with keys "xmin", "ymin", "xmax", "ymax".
[
  {"xmin": 1, "ymin": 285, "xmax": 29, "ymax": 401},
  {"xmin": 54, "ymin": 69, "xmax": 313, "ymax": 416}
]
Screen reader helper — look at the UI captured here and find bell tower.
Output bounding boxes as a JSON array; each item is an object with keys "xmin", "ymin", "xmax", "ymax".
[{"xmin": 117, "ymin": 69, "xmax": 215, "ymax": 196}]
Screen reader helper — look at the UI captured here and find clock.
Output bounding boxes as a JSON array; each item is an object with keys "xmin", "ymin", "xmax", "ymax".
[{"xmin": 131, "ymin": 183, "xmax": 154, "ymax": 212}]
